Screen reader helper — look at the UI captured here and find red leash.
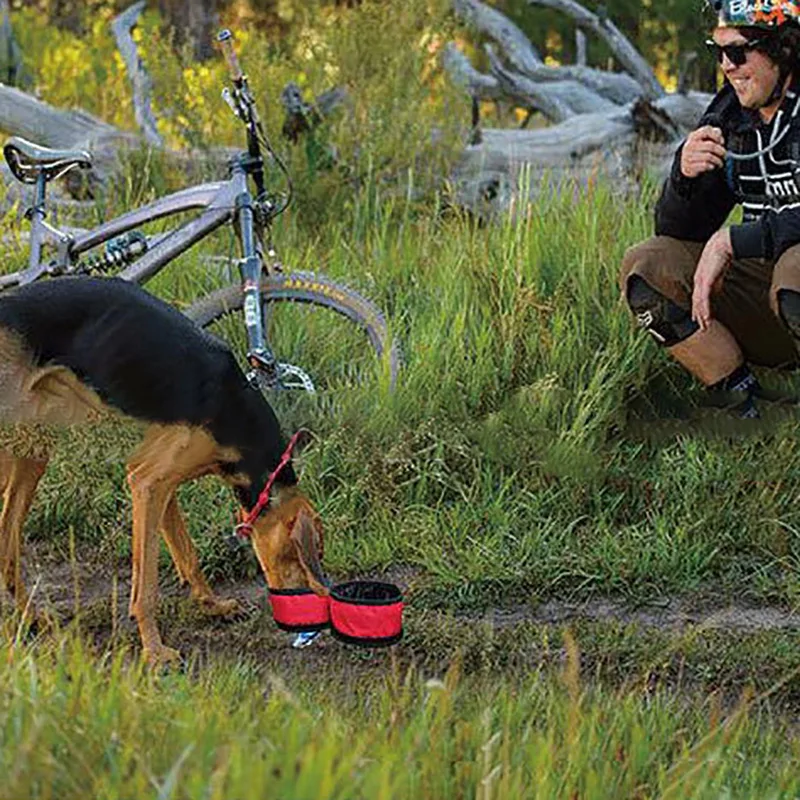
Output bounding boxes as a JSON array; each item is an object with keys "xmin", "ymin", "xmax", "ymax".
[{"xmin": 234, "ymin": 430, "xmax": 305, "ymax": 539}]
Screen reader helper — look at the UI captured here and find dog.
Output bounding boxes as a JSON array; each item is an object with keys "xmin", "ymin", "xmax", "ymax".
[{"xmin": 0, "ymin": 276, "xmax": 328, "ymax": 665}]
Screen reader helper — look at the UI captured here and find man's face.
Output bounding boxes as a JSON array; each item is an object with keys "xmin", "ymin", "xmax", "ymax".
[{"xmin": 713, "ymin": 27, "xmax": 780, "ymax": 111}]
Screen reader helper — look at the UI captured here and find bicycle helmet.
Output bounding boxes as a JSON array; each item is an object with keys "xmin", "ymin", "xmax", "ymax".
[
  {"xmin": 709, "ymin": 0, "xmax": 800, "ymax": 28},
  {"xmin": 707, "ymin": 1, "xmax": 800, "ymax": 108}
]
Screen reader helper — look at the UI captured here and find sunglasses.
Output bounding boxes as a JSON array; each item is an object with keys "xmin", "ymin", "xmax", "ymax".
[{"xmin": 705, "ymin": 38, "xmax": 764, "ymax": 66}]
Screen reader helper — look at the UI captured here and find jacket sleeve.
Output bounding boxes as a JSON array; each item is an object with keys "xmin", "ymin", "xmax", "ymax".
[
  {"xmin": 731, "ymin": 210, "xmax": 800, "ymax": 261},
  {"xmin": 764, "ymin": 206, "xmax": 800, "ymax": 260},
  {"xmin": 654, "ymin": 145, "xmax": 737, "ymax": 242},
  {"xmin": 654, "ymin": 88, "xmax": 738, "ymax": 242}
]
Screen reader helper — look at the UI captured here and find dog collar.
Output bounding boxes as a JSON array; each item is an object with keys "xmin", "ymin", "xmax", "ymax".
[{"xmin": 234, "ymin": 430, "xmax": 304, "ymax": 539}]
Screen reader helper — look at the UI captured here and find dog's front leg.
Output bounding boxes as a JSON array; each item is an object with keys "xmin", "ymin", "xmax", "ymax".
[
  {"xmin": 160, "ymin": 493, "xmax": 241, "ymax": 617},
  {"xmin": 0, "ymin": 453, "xmax": 48, "ymax": 615},
  {"xmin": 127, "ymin": 473, "xmax": 178, "ymax": 666},
  {"xmin": 126, "ymin": 424, "xmax": 223, "ymax": 665}
]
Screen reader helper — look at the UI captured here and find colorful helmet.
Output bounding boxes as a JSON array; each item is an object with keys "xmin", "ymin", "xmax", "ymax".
[{"xmin": 710, "ymin": 0, "xmax": 800, "ymax": 27}]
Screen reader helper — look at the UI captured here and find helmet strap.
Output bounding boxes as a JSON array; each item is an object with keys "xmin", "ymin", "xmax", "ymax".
[{"xmin": 757, "ymin": 68, "xmax": 790, "ymax": 110}]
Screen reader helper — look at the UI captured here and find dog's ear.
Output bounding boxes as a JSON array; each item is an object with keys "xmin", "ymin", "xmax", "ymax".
[{"xmin": 289, "ymin": 505, "xmax": 328, "ymax": 596}]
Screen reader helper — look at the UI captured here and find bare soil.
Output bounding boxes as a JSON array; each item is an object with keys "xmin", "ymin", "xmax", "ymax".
[{"xmin": 9, "ymin": 543, "xmax": 798, "ymax": 671}]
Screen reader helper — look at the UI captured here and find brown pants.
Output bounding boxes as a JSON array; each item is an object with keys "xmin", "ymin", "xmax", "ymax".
[{"xmin": 620, "ymin": 236, "xmax": 800, "ymax": 369}]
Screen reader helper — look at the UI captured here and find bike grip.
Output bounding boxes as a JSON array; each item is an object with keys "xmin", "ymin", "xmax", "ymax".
[{"xmin": 217, "ymin": 29, "xmax": 243, "ymax": 82}]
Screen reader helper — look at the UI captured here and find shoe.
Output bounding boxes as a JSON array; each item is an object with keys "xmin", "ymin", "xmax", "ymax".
[{"xmin": 703, "ymin": 384, "xmax": 800, "ymax": 419}]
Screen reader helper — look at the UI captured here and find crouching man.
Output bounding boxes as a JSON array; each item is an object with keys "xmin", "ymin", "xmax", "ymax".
[{"xmin": 620, "ymin": 0, "xmax": 800, "ymax": 418}]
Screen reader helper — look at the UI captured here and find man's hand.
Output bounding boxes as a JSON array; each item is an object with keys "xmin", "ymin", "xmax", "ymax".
[
  {"xmin": 680, "ymin": 126, "xmax": 727, "ymax": 178},
  {"xmin": 692, "ymin": 229, "xmax": 733, "ymax": 331}
]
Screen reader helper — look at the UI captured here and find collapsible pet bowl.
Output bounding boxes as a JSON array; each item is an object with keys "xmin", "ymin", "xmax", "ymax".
[
  {"xmin": 268, "ymin": 587, "xmax": 330, "ymax": 633},
  {"xmin": 329, "ymin": 581, "xmax": 404, "ymax": 647}
]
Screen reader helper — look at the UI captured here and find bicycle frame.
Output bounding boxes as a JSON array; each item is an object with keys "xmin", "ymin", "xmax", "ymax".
[
  {"xmin": 0, "ymin": 29, "xmax": 310, "ymax": 384},
  {"xmin": 1, "ymin": 153, "xmax": 277, "ymax": 374}
]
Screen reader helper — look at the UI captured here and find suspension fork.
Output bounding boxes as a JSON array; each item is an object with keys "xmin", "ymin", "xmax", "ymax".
[{"xmin": 234, "ymin": 180, "xmax": 277, "ymax": 378}]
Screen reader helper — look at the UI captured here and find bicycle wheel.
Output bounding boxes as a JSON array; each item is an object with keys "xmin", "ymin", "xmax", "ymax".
[{"xmin": 183, "ymin": 271, "xmax": 401, "ymax": 390}]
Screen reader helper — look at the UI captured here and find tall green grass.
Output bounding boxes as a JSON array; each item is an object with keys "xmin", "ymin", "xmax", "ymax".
[
  {"xmin": 9, "ymin": 171, "xmax": 800, "ymax": 608},
  {"xmin": 1, "ymin": 631, "xmax": 798, "ymax": 800}
]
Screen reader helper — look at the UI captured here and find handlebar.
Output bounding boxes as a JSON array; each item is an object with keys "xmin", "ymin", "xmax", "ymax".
[
  {"xmin": 217, "ymin": 29, "xmax": 244, "ymax": 84},
  {"xmin": 216, "ymin": 28, "xmax": 293, "ymax": 218}
]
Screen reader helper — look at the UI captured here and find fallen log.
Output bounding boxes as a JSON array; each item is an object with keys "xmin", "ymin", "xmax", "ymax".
[
  {"xmin": 446, "ymin": 0, "xmax": 714, "ymax": 216},
  {"xmin": 0, "ymin": 82, "xmax": 133, "ymax": 153}
]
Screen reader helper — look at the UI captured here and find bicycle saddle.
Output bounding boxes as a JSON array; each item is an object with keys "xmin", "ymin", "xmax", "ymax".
[{"xmin": 3, "ymin": 136, "xmax": 92, "ymax": 184}]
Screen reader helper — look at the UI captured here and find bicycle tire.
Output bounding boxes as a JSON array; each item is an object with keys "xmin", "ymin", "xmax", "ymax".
[{"xmin": 183, "ymin": 271, "xmax": 401, "ymax": 389}]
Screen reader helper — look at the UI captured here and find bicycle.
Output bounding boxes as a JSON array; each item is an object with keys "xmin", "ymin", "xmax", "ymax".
[{"xmin": 0, "ymin": 29, "xmax": 401, "ymax": 395}]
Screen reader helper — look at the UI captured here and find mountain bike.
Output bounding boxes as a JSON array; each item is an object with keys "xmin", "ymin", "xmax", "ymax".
[{"xmin": 0, "ymin": 29, "xmax": 400, "ymax": 394}]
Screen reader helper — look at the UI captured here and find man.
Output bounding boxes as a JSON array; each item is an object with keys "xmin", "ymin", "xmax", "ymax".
[{"xmin": 620, "ymin": 0, "xmax": 800, "ymax": 418}]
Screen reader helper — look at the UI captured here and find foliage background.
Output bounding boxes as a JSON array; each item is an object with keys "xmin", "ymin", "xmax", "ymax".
[{"xmin": 10, "ymin": 0, "xmax": 721, "ymax": 93}]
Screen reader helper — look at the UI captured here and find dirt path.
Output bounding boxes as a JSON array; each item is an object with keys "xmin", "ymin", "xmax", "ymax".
[
  {"xmin": 18, "ymin": 544, "xmax": 800, "ymax": 639},
  {"xmin": 467, "ymin": 596, "xmax": 800, "ymax": 633},
  {"xmin": 3, "ymin": 542, "xmax": 799, "ymax": 716}
]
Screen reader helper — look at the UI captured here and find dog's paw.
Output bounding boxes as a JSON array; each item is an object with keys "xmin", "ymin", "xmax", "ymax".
[{"xmin": 197, "ymin": 596, "xmax": 244, "ymax": 618}]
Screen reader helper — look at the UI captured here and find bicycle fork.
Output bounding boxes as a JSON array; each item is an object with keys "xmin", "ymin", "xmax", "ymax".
[
  {"xmin": 234, "ymin": 187, "xmax": 279, "ymax": 387},
  {"xmin": 232, "ymin": 162, "xmax": 315, "ymax": 394}
]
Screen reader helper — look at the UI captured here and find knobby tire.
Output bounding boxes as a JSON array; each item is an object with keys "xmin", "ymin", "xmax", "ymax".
[{"xmin": 183, "ymin": 271, "xmax": 401, "ymax": 389}]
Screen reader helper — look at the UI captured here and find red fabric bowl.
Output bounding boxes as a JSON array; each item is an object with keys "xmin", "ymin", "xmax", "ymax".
[
  {"xmin": 268, "ymin": 587, "xmax": 330, "ymax": 632},
  {"xmin": 329, "ymin": 581, "xmax": 403, "ymax": 647}
]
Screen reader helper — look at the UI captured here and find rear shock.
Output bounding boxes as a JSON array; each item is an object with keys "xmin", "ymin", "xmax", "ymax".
[{"xmin": 77, "ymin": 231, "xmax": 148, "ymax": 274}]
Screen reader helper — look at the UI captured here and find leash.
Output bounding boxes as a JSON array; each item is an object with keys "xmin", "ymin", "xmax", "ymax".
[{"xmin": 233, "ymin": 429, "xmax": 305, "ymax": 539}]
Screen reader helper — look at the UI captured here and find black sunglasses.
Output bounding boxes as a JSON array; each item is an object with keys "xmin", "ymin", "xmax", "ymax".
[{"xmin": 705, "ymin": 38, "xmax": 764, "ymax": 66}]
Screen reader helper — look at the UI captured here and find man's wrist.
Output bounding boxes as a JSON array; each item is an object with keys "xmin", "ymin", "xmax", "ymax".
[{"xmin": 714, "ymin": 228, "xmax": 732, "ymax": 252}]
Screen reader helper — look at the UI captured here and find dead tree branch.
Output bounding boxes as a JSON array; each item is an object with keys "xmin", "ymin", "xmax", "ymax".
[
  {"xmin": 445, "ymin": 0, "xmax": 712, "ymax": 217},
  {"xmin": 526, "ymin": 0, "xmax": 665, "ymax": 99},
  {"xmin": 452, "ymin": 0, "xmax": 542, "ymax": 73},
  {"xmin": 111, "ymin": 1, "xmax": 163, "ymax": 148}
]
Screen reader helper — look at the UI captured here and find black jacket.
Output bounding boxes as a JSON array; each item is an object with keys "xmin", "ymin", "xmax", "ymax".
[{"xmin": 655, "ymin": 79, "xmax": 800, "ymax": 261}]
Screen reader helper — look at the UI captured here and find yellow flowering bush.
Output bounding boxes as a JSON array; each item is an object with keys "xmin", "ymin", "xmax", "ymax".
[{"xmin": 10, "ymin": 0, "xmax": 465, "ymax": 216}]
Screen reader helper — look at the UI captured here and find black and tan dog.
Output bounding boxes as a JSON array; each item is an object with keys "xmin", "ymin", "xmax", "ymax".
[{"xmin": 0, "ymin": 276, "xmax": 328, "ymax": 664}]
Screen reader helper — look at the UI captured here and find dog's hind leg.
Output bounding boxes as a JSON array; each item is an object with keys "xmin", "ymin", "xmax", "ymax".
[
  {"xmin": 0, "ymin": 452, "xmax": 48, "ymax": 613},
  {"xmin": 160, "ymin": 493, "xmax": 241, "ymax": 617}
]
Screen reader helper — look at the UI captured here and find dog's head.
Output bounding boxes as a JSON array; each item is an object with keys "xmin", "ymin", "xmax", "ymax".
[{"xmin": 245, "ymin": 486, "xmax": 328, "ymax": 595}]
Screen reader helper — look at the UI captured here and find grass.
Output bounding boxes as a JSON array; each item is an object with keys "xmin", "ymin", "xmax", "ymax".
[
  {"xmin": 4, "ymin": 174, "xmax": 800, "ymax": 795},
  {"xmin": 0, "ymin": 630, "xmax": 799, "ymax": 800},
  {"xmin": 10, "ymin": 174, "xmax": 800, "ymax": 609}
]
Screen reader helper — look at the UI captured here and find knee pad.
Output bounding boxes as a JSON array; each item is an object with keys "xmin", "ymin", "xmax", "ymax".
[
  {"xmin": 777, "ymin": 289, "xmax": 800, "ymax": 340},
  {"xmin": 626, "ymin": 275, "xmax": 699, "ymax": 347}
]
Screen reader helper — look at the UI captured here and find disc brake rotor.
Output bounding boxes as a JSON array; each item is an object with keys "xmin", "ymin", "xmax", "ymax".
[{"xmin": 276, "ymin": 362, "xmax": 316, "ymax": 394}]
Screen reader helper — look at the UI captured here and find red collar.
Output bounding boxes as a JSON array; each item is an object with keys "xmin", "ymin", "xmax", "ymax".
[{"xmin": 233, "ymin": 430, "xmax": 304, "ymax": 539}]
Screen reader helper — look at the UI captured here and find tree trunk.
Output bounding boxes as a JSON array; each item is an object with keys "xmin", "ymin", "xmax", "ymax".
[
  {"xmin": 157, "ymin": 0, "xmax": 219, "ymax": 61},
  {"xmin": 45, "ymin": 0, "xmax": 83, "ymax": 33},
  {"xmin": 112, "ymin": 1, "xmax": 163, "ymax": 147},
  {"xmin": 0, "ymin": 0, "xmax": 28, "ymax": 88}
]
